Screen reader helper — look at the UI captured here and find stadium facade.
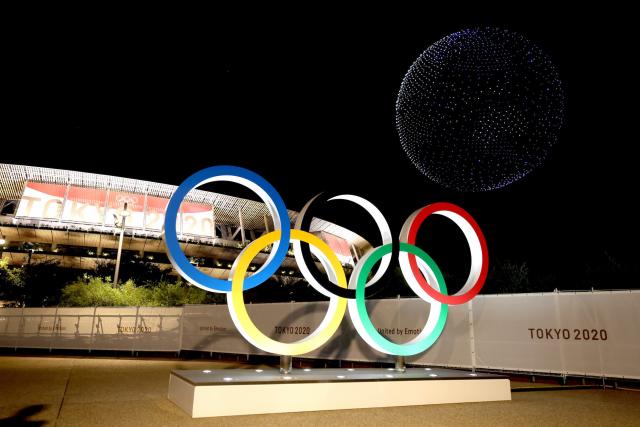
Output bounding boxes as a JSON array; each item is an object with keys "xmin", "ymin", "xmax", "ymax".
[{"xmin": 0, "ymin": 163, "xmax": 370, "ymax": 279}]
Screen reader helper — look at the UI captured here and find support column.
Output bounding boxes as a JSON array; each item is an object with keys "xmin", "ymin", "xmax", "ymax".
[
  {"xmin": 280, "ymin": 355, "xmax": 292, "ymax": 374},
  {"xmin": 263, "ymin": 214, "xmax": 270, "ymax": 233},
  {"xmin": 59, "ymin": 182, "xmax": 70, "ymax": 222},
  {"xmin": 211, "ymin": 205, "xmax": 217, "ymax": 239},
  {"xmin": 238, "ymin": 207, "xmax": 245, "ymax": 245},
  {"xmin": 350, "ymin": 244, "xmax": 360, "ymax": 262},
  {"xmin": 102, "ymin": 188, "xmax": 110, "ymax": 226},
  {"xmin": 468, "ymin": 299, "xmax": 477, "ymax": 372},
  {"xmin": 142, "ymin": 191, "xmax": 148, "ymax": 232}
]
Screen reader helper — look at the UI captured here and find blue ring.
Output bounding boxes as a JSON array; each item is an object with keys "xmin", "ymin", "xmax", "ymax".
[{"xmin": 163, "ymin": 166, "xmax": 290, "ymax": 292}]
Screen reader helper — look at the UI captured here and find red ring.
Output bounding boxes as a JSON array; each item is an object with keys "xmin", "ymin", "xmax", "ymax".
[{"xmin": 406, "ymin": 202, "xmax": 488, "ymax": 305}]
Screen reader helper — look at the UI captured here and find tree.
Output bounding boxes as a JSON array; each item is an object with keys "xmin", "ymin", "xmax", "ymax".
[
  {"xmin": 0, "ymin": 259, "xmax": 24, "ymax": 305},
  {"xmin": 20, "ymin": 260, "xmax": 78, "ymax": 306},
  {"xmin": 93, "ymin": 255, "xmax": 172, "ymax": 287},
  {"xmin": 1, "ymin": 260, "xmax": 76, "ymax": 306},
  {"xmin": 484, "ymin": 259, "xmax": 531, "ymax": 294}
]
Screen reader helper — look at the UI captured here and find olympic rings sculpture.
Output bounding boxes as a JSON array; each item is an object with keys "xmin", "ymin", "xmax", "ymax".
[{"xmin": 164, "ymin": 166, "xmax": 488, "ymax": 357}]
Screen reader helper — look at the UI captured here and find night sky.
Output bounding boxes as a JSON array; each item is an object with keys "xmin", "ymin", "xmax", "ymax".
[{"xmin": 5, "ymin": 9, "xmax": 637, "ymax": 293}]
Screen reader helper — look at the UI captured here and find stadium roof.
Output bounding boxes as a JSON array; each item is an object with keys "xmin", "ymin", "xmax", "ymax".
[{"xmin": 0, "ymin": 163, "xmax": 369, "ymax": 249}]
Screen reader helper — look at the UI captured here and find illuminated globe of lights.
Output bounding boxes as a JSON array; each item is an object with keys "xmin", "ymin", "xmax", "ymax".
[{"xmin": 396, "ymin": 28, "xmax": 564, "ymax": 192}]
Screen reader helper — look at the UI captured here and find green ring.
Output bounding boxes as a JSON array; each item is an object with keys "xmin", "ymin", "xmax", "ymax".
[{"xmin": 355, "ymin": 242, "xmax": 448, "ymax": 356}]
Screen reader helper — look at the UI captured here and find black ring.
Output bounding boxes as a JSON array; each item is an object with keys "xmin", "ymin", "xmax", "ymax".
[{"xmin": 295, "ymin": 192, "xmax": 398, "ymax": 299}]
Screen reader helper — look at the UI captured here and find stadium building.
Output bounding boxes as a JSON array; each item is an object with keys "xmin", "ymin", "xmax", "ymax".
[{"xmin": 0, "ymin": 163, "xmax": 370, "ymax": 279}]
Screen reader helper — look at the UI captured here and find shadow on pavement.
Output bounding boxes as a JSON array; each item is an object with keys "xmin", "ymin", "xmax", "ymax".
[{"xmin": 0, "ymin": 404, "xmax": 49, "ymax": 427}]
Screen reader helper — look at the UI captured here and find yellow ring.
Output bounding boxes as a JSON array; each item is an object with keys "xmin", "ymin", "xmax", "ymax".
[{"xmin": 227, "ymin": 229, "xmax": 347, "ymax": 355}]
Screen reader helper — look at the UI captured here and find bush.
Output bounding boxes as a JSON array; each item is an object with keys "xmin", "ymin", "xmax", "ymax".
[
  {"xmin": 62, "ymin": 276, "xmax": 128, "ymax": 306},
  {"xmin": 60, "ymin": 276, "xmax": 206, "ymax": 307},
  {"xmin": 148, "ymin": 281, "xmax": 207, "ymax": 306}
]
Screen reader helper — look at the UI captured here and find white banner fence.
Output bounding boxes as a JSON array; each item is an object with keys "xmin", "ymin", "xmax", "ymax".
[
  {"xmin": 1, "ymin": 291, "xmax": 638, "ymax": 379},
  {"xmin": 0, "ymin": 306, "xmax": 183, "ymax": 352}
]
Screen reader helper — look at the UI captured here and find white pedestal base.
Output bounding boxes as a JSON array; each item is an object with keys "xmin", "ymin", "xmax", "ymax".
[{"xmin": 168, "ymin": 368, "xmax": 511, "ymax": 418}]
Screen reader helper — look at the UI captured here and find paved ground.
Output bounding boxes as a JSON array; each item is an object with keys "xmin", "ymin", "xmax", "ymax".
[{"xmin": 1, "ymin": 355, "xmax": 639, "ymax": 426}]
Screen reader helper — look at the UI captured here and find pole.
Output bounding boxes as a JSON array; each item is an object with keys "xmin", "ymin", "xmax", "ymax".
[
  {"xmin": 113, "ymin": 202, "xmax": 128, "ymax": 287},
  {"xmin": 279, "ymin": 355, "xmax": 292, "ymax": 374}
]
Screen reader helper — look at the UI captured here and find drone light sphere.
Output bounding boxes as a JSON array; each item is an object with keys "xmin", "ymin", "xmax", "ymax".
[{"xmin": 396, "ymin": 28, "xmax": 564, "ymax": 192}]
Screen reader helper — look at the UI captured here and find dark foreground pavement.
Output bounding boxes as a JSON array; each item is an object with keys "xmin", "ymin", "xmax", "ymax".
[{"xmin": 1, "ymin": 356, "xmax": 639, "ymax": 426}]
